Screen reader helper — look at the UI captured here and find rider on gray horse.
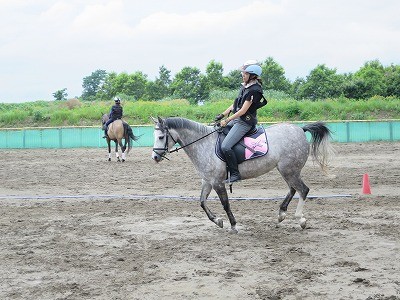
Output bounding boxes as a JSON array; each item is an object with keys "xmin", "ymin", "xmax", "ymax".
[
  {"xmin": 215, "ymin": 60, "xmax": 266, "ymax": 183},
  {"xmin": 103, "ymin": 97, "xmax": 123, "ymax": 138}
]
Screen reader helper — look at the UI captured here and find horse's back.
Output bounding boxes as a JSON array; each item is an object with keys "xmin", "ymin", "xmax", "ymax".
[
  {"xmin": 108, "ymin": 120, "xmax": 125, "ymax": 139},
  {"xmin": 265, "ymin": 123, "xmax": 308, "ymax": 153}
]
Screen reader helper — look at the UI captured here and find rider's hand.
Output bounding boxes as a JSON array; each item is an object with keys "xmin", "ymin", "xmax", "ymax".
[
  {"xmin": 220, "ymin": 119, "xmax": 228, "ymax": 127},
  {"xmin": 214, "ymin": 114, "xmax": 224, "ymax": 122}
]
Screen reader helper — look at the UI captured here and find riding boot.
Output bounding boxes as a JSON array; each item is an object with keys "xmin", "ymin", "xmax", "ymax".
[
  {"xmin": 103, "ymin": 129, "xmax": 108, "ymax": 139},
  {"xmin": 223, "ymin": 149, "xmax": 241, "ymax": 183}
]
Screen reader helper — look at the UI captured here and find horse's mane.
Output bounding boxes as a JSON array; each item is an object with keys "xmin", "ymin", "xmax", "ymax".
[{"xmin": 165, "ymin": 117, "xmax": 212, "ymax": 134}]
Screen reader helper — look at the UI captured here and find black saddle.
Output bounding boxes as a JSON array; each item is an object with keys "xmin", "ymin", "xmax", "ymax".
[{"xmin": 215, "ymin": 126, "xmax": 268, "ymax": 164}]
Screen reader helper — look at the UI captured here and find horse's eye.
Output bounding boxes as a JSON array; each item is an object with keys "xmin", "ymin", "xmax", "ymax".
[{"xmin": 158, "ymin": 136, "xmax": 164, "ymax": 140}]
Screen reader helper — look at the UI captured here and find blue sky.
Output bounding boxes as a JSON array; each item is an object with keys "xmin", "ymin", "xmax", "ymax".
[{"xmin": 1, "ymin": 0, "xmax": 399, "ymax": 103}]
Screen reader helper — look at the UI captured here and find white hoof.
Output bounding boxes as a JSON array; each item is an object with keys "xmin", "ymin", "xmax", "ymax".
[
  {"xmin": 299, "ymin": 217, "xmax": 307, "ymax": 229},
  {"xmin": 215, "ymin": 218, "xmax": 223, "ymax": 228},
  {"xmin": 278, "ymin": 211, "xmax": 286, "ymax": 223},
  {"xmin": 229, "ymin": 226, "xmax": 238, "ymax": 234}
]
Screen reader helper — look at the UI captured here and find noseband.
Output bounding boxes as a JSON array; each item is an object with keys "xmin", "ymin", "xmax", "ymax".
[{"xmin": 152, "ymin": 126, "xmax": 177, "ymax": 161}]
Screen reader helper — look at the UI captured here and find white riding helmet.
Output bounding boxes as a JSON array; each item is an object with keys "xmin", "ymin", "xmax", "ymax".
[
  {"xmin": 240, "ymin": 59, "xmax": 260, "ymax": 71},
  {"xmin": 242, "ymin": 64, "xmax": 262, "ymax": 76},
  {"xmin": 114, "ymin": 97, "xmax": 121, "ymax": 103},
  {"xmin": 243, "ymin": 59, "xmax": 260, "ymax": 67}
]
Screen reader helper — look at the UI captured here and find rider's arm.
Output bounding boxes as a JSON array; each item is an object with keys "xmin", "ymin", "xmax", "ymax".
[
  {"xmin": 220, "ymin": 98, "xmax": 252, "ymax": 126},
  {"xmin": 227, "ymin": 99, "xmax": 251, "ymax": 121},
  {"xmin": 222, "ymin": 104, "xmax": 233, "ymax": 117}
]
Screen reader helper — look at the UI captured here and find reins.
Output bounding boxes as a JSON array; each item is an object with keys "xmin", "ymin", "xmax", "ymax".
[
  {"xmin": 153, "ymin": 122, "xmax": 220, "ymax": 160},
  {"xmin": 169, "ymin": 127, "xmax": 219, "ymax": 153}
]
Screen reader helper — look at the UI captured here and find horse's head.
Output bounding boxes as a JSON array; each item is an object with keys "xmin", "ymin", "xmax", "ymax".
[
  {"xmin": 151, "ymin": 117, "xmax": 177, "ymax": 162},
  {"xmin": 101, "ymin": 113, "xmax": 109, "ymax": 126}
]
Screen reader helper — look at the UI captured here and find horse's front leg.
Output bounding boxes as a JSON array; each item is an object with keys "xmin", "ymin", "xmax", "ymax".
[
  {"xmin": 200, "ymin": 180, "xmax": 223, "ymax": 228},
  {"xmin": 214, "ymin": 183, "xmax": 237, "ymax": 234},
  {"xmin": 107, "ymin": 141, "xmax": 112, "ymax": 161}
]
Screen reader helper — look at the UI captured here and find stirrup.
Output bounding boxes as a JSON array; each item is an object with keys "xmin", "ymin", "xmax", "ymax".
[{"xmin": 224, "ymin": 174, "xmax": 241, "ymax": 184}]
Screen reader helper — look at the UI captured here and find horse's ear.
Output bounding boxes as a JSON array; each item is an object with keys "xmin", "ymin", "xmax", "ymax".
[
  {"xmin": 157, "ymin": 116, "xmax": 163, "ymax": 125},
  {"xmin": 149, "ymin": 116, "xmax": 158, "ymax": 124}
]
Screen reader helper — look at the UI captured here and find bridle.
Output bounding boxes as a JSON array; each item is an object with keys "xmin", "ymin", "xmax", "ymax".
[
  {"xmin": 152, "ymin": 125, "xmax": 176, "ymax": 161},
  {"xmin": 152, "ymin": 123, "xmax": 219, "ymax": 161}
]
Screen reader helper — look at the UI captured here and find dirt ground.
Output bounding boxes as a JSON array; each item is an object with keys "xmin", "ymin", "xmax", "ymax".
[{"xmin": 0, "ymin": 142, "xmax": 399, "ymax": 300}]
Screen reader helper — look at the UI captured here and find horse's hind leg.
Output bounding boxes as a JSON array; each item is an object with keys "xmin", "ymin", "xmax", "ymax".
[
  {"xmin": 120, "ymin": 140, "xmax": 126, "ymax": 162},
  {"xmin": 115, "ymin": 143, "xmax": 121, "ymax": 162},
  {"xmin": 278, "ymin": 187, "xmax": 296, "ymax": 223},
  {"xmin": 199, "ymin": 181, "xmax": 224, "ymax": 229},
  {"xmin": 279, "ymin": 170, "xmax": 309, "ymax": 229},
  {"xmin": 289, "ymin": 176, "xmax": 309, "ymax": 229}
]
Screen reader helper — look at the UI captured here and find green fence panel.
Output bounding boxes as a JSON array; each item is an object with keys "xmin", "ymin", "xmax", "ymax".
[
  {"xmin": 0, "ymin": 129, "xmax": 24, "ymax": 148},
  {"xmin": 392, "ymin": 122, "xmax": 400, "ymax": 140},
  {"xmin": 0, "ymin": 121, "xmax": 399, "ymax": 149}
]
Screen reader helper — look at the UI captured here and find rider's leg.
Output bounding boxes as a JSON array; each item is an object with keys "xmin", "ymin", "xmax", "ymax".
[
  {"xmin": 221, "ymin": 120, "xmax": 252, "ymax": 183},
  {"xmin": 103, "ymin": 119, "xmax": 113, "ymax": 138}
]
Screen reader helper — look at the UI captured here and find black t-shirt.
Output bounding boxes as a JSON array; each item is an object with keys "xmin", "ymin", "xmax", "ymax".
[
  {"xmin": 233, "ymin": 83, "xmax": 263, "ymax": 126},
  {"xmin": 110, "ymin": 105, "xmax": 123, "ymax": 119}
]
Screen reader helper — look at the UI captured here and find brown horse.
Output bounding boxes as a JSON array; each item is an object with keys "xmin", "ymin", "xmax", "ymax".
[{"xmin": 101, "ymin": 114, "xmax": 140, "ymax": 162}]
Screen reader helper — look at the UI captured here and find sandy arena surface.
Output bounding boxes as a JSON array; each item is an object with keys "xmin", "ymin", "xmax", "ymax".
[{"xmin": 0, "ymin": 142, "xmax": 399, "ymax": 300}]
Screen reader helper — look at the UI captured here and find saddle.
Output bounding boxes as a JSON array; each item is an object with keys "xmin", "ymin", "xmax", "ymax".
[{"xmin": 215, "ymin": 126, "xmax": 269, "ymax": 164}]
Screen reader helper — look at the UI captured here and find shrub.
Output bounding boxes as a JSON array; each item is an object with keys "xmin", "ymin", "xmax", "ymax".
[{"xmin": 64, "ymin": 98, "xmax": 82, "ymax": 110}]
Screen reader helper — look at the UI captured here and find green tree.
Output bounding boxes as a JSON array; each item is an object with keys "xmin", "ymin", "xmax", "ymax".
[
  {"xmin": 53, "ymin": 88, "xmax": 68, "ymax": 101},
  {"xmin": 170, "ymin": 66, "xmax": 208, "ymax": 104},
  {"xmin": 145, "ymin": 65, "xmax": 172, "ymax": 101},
  {"xmin": 353, "ymin": 60, "xmax": 386, "ymax": 98},
  {"xmin": 205, "ymin": 60, "xmax": 227, "ymax": 90},
  {"xmin": 383, "ymin": 64, "xmax": 400, "ymax": 97},
  {"xmin": 261, "ymin": 57, "xmax": 291, "ymax": 92},
  {"xmin": 97, "ymin": 71, "xmax": 118, "ymax": 100},
  {"xmin": 290, "ymin": 77, "xmax": 306, "ymax": 99},
  {"xmin": 342, "ymin": 73, "xmax": 367, "ymax": 99},
  {"xmin": 224, "ymin": 69, "xmax": 242, "ymax": 90},
  {"xmin": 109, "ymin": 72, "xmax": 148, "ymax": 100},
  {"xmin": 299, "ymin": 64, "xmax": 344, "ymax": 100},
  {"xmin": 81, "ymin": 69, "xmax": 107, "ymax": 101}
]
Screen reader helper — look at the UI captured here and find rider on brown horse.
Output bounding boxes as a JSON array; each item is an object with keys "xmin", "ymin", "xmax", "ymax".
[{"xmin": 103, "ymin": 97, "xmax": 123, "ymax": 138}]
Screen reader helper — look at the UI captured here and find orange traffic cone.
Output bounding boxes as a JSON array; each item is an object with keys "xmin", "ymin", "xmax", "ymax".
[{"xmin": 362, "ymin": 173, "xmax": 371, "ymax": 194}]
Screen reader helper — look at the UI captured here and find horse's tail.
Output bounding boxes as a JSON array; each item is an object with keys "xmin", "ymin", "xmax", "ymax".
[
  {"xmin": 123, "ymin": 123, "xmax": 141, "ymax": 153},
  {"xmin": 302, "ymin": 122, "xmax": 334, "ymax": 172}
]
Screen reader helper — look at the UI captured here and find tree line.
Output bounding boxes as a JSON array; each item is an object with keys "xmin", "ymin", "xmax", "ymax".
[{"xmin": 54, "ymin": 58, "xmax": 400, "ymax": 104}]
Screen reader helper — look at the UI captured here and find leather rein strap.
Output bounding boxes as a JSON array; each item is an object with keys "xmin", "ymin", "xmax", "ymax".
[{"xmin": 152, "ymin": 125, "xmax": 219, "ymax": 159}]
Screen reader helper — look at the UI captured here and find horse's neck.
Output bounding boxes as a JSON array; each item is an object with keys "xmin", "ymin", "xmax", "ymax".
[{"xmin": 173, "ymin": 127, "xmax": 216, "ymax": 164}]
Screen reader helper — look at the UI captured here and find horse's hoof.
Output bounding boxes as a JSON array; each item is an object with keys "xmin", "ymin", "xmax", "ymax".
[
  {"xmin": 278, "ymin": 210, "xmax": 286, "ymax": 223},
  {"xmin": 108, "ymin": 158, "xmax": 111, "ymax": 161},
  {"xmin": 215, "ymin": 218, "xmax": 223, "ymax": 228},
  {"xmin": 122, "ymin": 159, "xmax": 125, "ymax": 162},
  {"xmin": 229, "ymin": 226, "xmax": 238, "ymax": 234},
  {"xmin": 299, "ymin": 217, "xmax": 307, "ymax": 229}
]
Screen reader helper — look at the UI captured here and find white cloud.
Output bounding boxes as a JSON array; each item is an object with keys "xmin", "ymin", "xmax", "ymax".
[
  {"xmin": 70, "ymin": 0, "xmax": 136, "ymax": 39},
  {"xmin": 134, "ymin": 1, "xmax": 281, "ymax": 36},
  {"xmin": 0, "ymin": 0, "xmax": 399, "ymax": 102}
]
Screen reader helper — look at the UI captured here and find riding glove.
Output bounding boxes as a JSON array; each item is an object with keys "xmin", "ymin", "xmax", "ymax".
[{"xmin": 214, "ymin": 114, "xmax": 224, "ymax": 122}]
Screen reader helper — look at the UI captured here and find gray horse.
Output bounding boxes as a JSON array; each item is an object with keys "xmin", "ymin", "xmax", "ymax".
[{"xmin": 152, "ymin": 117, "xmax": 333, "ymax": 233}]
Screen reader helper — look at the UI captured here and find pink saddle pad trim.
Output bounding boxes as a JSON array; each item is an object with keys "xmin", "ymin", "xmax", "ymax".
[{"xmin": 244, "ymin": 134, "xmax": 268, "ymax": 160}]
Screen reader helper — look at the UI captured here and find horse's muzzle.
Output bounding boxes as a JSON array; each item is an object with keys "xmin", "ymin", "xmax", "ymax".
[
  {"xmin": 152, "ymin": 153, "xmax": 161, "ymax": 162},
  {"xmin": 152, "ymin": 149, "xmax": 164, "ymax": 162}
]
